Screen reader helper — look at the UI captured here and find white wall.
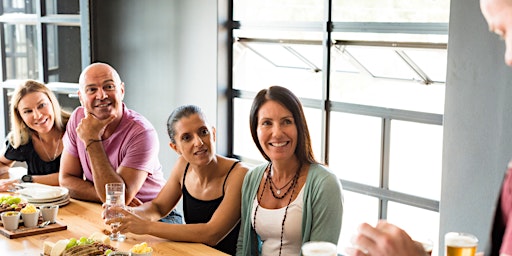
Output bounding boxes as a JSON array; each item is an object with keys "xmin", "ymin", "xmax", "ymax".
[
  {"xmin": 440, "ymin": 0, "xmax": 512, "ymax": 253},
  {"xmin": 92, "ymin": 0, "xmax": 217, "ymax": 178}
]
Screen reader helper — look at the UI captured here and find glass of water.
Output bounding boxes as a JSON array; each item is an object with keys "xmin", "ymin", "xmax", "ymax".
[{"xmin": 105, "ymin": 183, "xmax": 126, "ymax": 241}]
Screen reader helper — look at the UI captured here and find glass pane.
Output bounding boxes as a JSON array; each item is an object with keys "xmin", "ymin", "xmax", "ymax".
[
  {"xmin": 387, "ymin": 202, "xmax": 440, "ymax": 256},
  {"xmin": 330, "ymin": 47, "xmax": 446, "ymax": 114},
  {"xmin": 234, "ymin": 0, "xmax": 323, "ymax": 22},
  {"xmin": 46, "ymin": 25, "xmax": 81, "ymax": 82},
  {"xmin": 235, "ymin": 28, "xmax": 323, "ymax": 41},
  {"xmin": 332, "ymin": 31, "xmax": 448, "ymax": 44},
  {"xmin": 338, "ymin": 191, "xmax": 379, "ymax": 253},
  {"xmin": 243, "ymin": 43, "xmax": 322, "ymax": 71},
  {"xmin": 303, "ymin": 107, "xmax": 322, "ymax": 161},
  {"xmin": 233, "ymin": 98, "xmax": 323, "ymax": 163},
  {"xmin": 332, "ymin": 0, "xmax": 450, "ymax": 23},
  {"xmin": 2, "ymin": 0, "xmax": 36, "ymax": 14},
  {"xmin": 4, "ymin": 24, "xmax": 38, "ymax": 79},
  {"xmin": 345, "ymin": 46, "xmax": 422, "ymax": 81},
  {"xmin": 329, "ymin": 112, "xmax": 381, "ymax": 186},
  {"xmin": 404, "ymin": 48, "xmax": 448, "ymax": 83},
  {"xmin": 389, "ymin": 120, "xmax": 443, "ymax": 200},
  {"xmin": 233, "ymin": 40, "xmax": 323, "ymax": 99},
  {"xmin": 233, "ymin": 98, "xmax": 266, "ymax": 162},
  {"xmin": 46, "ymin": 0, "xmax": 80, "ymax": 15}
]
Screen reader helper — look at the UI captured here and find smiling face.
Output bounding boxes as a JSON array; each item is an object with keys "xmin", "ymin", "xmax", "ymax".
[
  {"xmin": 481, "ymin": 0, "xmax": 512, "ymax": 66},
  {"xmin": 256, "ymin": 100, "xmax": 298, "ymax": 163},
  {"xmin": 17, "ymin": 91, "xmax": 55, "ymax": 134},
  {"xmin": 78, "ymin": 63, "xmax": 125, "ymax": 120},
  {"xmin": 170, "ymin": 113, "xmax": 216, "ymax": 166}
]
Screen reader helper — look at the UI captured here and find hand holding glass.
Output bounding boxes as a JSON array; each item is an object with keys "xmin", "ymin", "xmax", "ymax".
[{"xmin": 105, "ymin": 183, "xmax": 126, "ymax": 241}]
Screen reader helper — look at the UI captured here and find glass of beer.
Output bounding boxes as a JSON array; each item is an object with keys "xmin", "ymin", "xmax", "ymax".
[{"xmin": 445, "ymin": 232, "xmax": 478, "ymax": 256}]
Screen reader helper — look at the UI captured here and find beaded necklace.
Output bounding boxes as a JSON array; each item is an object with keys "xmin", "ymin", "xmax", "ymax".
[
  {"xmin": 253, "ymin": 163, "xmax": 300, "ymax": 256},
  {"xmin": 269, "ymin": 164, "xmax": 295, "ymax": 196}
]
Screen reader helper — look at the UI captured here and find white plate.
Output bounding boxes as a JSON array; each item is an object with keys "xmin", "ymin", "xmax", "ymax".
[
  {"xmin": 17, "ymin": 186, "xmax": 68, "ymax": 201},
  {"xmin": 29, "ymin": 196, "xmax": 70, "ymax": 207}
]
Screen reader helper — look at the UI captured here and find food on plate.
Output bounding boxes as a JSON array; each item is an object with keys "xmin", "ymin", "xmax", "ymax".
[
  {"xmin": 43, "ymin": 232, "xmax": 115, "ymax": 256},
  {"xmin": 130, "ymin": 242, "xmax": 153, "ymax": 254},
  {"xmin": 0, "ymin": 195, "xmax": 26, "ymax": 213},
  {"xmin": 50, "ymin": 239, "xmax": 69, "ymax": 256},
  {"xmin": 20, "ymin": 203, "xmax": 37, "ymax": 213},
  {"xmin": 61, "ymin": 243, "xmax": 116, "ymax": 256},
  {"xmin": 89, "ymin": 231, "xmax": 111, "ymax": 245},
  {"xmin": 43, "ymin": 241, "xmax": 55, "ymax": 255}
]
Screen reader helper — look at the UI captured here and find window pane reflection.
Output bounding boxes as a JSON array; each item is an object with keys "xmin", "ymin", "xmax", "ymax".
[
  {"xmin": 389, "ymin": 120, "xmax": 443, "ymax": 200},
  {"xmin": 330, "ymin": 64, "xmax": 445, "ymax": 114},
  {"xmin": 329, "ymin": 112, "xmax": 381, "ymax": 186},
  {"xmin": 338, "ymin": 191, "xmax": 379, "ymax": 253},
  {"xmin": 387, "ymin": 202, "xmax": 440, "ymax": 255},
  {"xmin": 3, "ymin": 0, "xmax": 35, "ymax": 14},
  {"xmin": 234, "ymin": 0, "xmax": 323, "ymax": 22},
  {"xmin": 233, "ymin": 98, "xmax": 265, "ymax": 162},
  {"xmin": 233, "ymin": 40, "xmax": 323, "ymax": 99},
  {"xmin": 332, "ymin": 0, "xmax": 450, "ymax": 23},
  {"xmin": 45, "ymin": 0, "xmax": 79, "ymax": 15},
  {"xmin": 4, "ymin": 24, "xmax": 38, "ymax": 79},
  {"xmin": 46, "ymin": 25, "xmax": 81, "ymax": 82}
]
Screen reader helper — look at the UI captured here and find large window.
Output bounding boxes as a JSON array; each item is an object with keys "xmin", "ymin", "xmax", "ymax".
[
  {"xmin": 224, "ymin": 0, "xmax": 449, "ymax": 254},
  {"xmin": 0, "ymin": 0, "xmax": 89, "ymax": 136}
]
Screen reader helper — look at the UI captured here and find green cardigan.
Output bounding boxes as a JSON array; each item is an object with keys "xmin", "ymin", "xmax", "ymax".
[{"xmin": 236, "ymin": 163, "xmax": 344, "ymax": 255}]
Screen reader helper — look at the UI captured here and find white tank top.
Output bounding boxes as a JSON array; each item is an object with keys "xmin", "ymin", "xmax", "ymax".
[{"xmin": 251, "ymin": 186, "xmax": 305, "ymax": 256}]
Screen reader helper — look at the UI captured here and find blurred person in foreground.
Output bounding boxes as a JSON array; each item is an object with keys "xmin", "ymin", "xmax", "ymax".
[
  {"xmin": 59, "ymin": 62, "xmax": 181, "ymax": 223},
  {"xmin": 236, "ymin": 85, "xmax": 343, "ymax": 256},
  {"xmin": 0, "ymin": 80, "xmax": 70, "ymax": 191},
  {"xmin": 481, "ymin": 0, "xmax": 512, "ymax": 253},
  {"xmin": 346, "ymin": 1, "xmax": 512, "ymax": 255},
  {"xmin": 105, "ymin": 105, "xmax": 248, "ymax": 255}
]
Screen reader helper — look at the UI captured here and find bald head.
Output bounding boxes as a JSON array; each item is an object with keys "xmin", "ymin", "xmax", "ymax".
[{"xmin": 79, "ymin": 63, "xmax": 122, "ymax": 89}]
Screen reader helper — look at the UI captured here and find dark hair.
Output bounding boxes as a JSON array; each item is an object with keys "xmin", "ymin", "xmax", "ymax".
[
  {"xmin": 166, "ymin": 105, "xmax": 206, "ymax": 144},
  {"xmin": 249, "ymin": 85, "xmax": 317, "ymax": 165}
]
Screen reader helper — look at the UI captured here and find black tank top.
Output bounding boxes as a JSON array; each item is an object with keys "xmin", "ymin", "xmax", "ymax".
[{"xmin": 182, "ymin": 161, "xmax": 240, "ymax": 255}]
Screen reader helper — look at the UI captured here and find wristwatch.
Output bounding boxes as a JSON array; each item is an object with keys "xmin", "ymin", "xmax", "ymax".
[{"xmin": 21, "ymin": 174, "xmax": 33, "ymax": 183}]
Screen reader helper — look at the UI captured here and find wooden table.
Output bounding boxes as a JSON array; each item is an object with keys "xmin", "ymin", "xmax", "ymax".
[{"xmin": 0, "ymin": 194, "xmax": 228, "ymax": 255}]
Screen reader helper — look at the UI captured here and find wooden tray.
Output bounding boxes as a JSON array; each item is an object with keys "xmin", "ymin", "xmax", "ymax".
[{"xmin": 0, "ymin": 221, "xmax": 67, "ymax": 239}]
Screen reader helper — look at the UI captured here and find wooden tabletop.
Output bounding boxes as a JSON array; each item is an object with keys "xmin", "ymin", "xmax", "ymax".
[{"xmin": 0, "ymin": 193, "xmax": 228, "ymax": 256}]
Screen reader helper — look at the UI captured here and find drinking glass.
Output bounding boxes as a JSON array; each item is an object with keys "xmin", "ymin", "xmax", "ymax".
[
  {"xmin": 302, "ymin": 241, "xmax": 337, "ymax": 256},
  {"xmin": 445, "ymin": 232, "xmax": 478, "ymax": 256},
  {"xmin": 105, "ymin": 183, "xmax": 126, "ymax": 241},
  {"xmin": 417, "ymin": 238, "xmax": 433, "ymax": 256}
]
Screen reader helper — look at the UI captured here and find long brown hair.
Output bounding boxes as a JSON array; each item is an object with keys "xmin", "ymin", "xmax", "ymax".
[
  {"xmin": 8, "ymin": 80, "xmax": 70, "ymax": 148},
  {"xmin": 249, "ymin": 85, "xmax": 317, "ymax": 166}
]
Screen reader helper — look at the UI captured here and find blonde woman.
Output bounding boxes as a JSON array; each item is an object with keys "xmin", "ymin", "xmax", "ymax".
[{"xmin": 0, "ymin": 80, "xmax": 70, "ymax": 191}]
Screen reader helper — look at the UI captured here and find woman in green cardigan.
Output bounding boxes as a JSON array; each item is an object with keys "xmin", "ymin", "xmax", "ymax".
[{"xmin": 236, "ymin": 85, "xmax": 344, "ymax": 256}]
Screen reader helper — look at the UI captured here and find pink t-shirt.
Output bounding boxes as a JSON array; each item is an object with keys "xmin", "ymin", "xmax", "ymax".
[
  {"xmin": 500, "ymin": 163, "xmax": 512, "ymax": 255},
  {"xmin": 63, "ymin": 104, "xmax": 166, "ymax": 203}
]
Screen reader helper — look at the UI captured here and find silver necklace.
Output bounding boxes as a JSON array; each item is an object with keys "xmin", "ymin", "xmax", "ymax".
[
  {"xmin": 38, "ymin": 133, "xmax": 61, "ymax": 161},
  {"xmin": 269, "ymin": 164, "xmax": 295, "ymax": 195}
]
